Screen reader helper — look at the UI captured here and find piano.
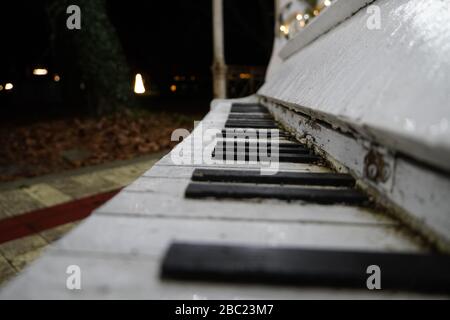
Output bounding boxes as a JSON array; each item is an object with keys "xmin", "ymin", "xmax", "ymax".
[{"xmin": 1, "ymin": 0, "xmax": 449, "ymax": 299}]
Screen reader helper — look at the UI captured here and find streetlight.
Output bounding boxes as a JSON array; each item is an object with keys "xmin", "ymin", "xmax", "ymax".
[{"xmin": 33, "ymin": 68, "xmax": 48, "ymax": 76}]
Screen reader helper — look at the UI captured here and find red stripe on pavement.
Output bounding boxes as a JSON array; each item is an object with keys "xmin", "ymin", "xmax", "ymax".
[{"xmin": 0, "ymin": 189, "xmax": 121, "ymax": 245}]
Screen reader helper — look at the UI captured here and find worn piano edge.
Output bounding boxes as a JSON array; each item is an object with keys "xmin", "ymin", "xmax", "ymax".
[{"xmin": 258, "ymin": 97, "xmax": 450, "ymax": 253}]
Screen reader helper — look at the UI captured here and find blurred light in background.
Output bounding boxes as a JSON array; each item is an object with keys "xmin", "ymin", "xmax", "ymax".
[
  {"xmin": 33, "ymin": 68, "xmax": 48, "ymax": 76},
  {"xmin": 54, "ymin": 74, "xmax": 61, "ymax": 82},
  {"xmin": 5, "ymin": 83, "xmax": 13, "ymax": 90},
  {"xmin": 239, "ymin": 73, "xmax": 252, "ymax": 79},
  {"xmin": 280, "ymin": 25, "xmax": 289, "ymax": 35},
  {"xmin": 134, "ymin": 73, "xmax": 146, "ymax": 94},
  {"xmin": 0, "ymin": 85, "xmax": 3, "ymax": 91},
  {"xmin": 170, "ymin": 84, "xmax": 177, "ymax": 92},
  {"xmin": 279, "ymin": 0, "xmax": 338, "ymax": 39}
]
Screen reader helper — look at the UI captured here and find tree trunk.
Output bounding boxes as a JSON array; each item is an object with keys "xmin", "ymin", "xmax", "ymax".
[{"xmin": 46, "ymin": 0, "xmax": 133, "ymax": 115}]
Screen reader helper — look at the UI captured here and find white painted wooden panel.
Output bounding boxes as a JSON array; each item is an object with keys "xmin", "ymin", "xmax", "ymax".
[{"xmin": 260, "ymin": 0, "xmax": 450, "ymax": 173}]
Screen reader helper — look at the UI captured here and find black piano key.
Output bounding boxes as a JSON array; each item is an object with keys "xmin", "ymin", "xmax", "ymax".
[
  {"xmin": 216, "ymin": 138, "xmax": 293, "ymax": 144},
  {"xmin": 219, "ymin": 130, "xmax": 289, "ymax": 138},
  {"xmin": 212, "ymin": 152, "xmax": 320, "ymax": 163},
  {"xmin": 214, "ymin": 141, "xmax": 308, "ymax": 150},
  {"xmin": 161, "ymin": 243, "xmax": 450, "ymax": 294},
  {"xmin": 231, "ymin": 104, "xmax": 267, "ymax": 113},
  {"xmin": 185, "ymin": 182, "xmax": 367, "ymax": 204},
  {"xmin": 225, "ymin": 123, "xmax": 279, "ymax": 129},
  {"xmin": 228, "ymin": 114, "xmax": 273, "ymax": 120},
  {"xmin": 216, "ymin": 140, "xmax": 301, "ymax": 149},
  {"xmin": 231, "ymin": 106, "xmax": 267, "ymax": 111},
  {"xmin": 226, "ymin": 120, "xmax": 278, "ymax": 126},
  {"xmin": 231, "ymin": 103, "xmax": 264, "ymax": 108},
  {"xmin": 227, "ymin": 117, "xmax": 274, "ymax": 122},
  {"xmin": 229, "ymin": 112, "xmax": 270, "ymax": 117},
  {"xmin": 213, "ymin": 146, "xmax": 310, "ymax": 155},
  {"xmin": 226, "ymin": 118, "xmax": 274, "ymax": 122},
  {"xmin": 228, "ymin": 110, "xmax": 272, "ymax": 115},
  {"xmin": 192, "ymin": 169, "xmax": 356, "ymax": 187},
  {"xmin": 229, "ymin": 111, "xmax": 270, "ymax": 116},
  {"xmin": 229, "ymin": 109, "xmax": 269, "ymax": 113},
  {"xmin": 218, "ymin": 133, "xmax": 289, "ymax": 140}
]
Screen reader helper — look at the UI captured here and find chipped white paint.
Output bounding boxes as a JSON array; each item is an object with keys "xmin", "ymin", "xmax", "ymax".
[
  {"xmin": 265, "ymin": 101, "xmax": 394, "ymax": 192},
  {"xmin": 392, "ymin": 160, "xmax": 450, "ymax": 248},
  {"xmin": 267, "ymin": 103, "xmax": 450, "ymax": 250}
]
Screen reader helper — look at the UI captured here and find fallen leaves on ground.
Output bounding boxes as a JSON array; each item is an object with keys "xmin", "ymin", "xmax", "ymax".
[{"xmin": 0, "ymin": 109, "xmax": 198, "ymax": 182}]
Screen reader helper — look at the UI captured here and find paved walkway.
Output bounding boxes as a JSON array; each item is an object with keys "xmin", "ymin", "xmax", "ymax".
[{"xmin": 0, "ymin": 153, "xmax": 164, "ymax": 285}]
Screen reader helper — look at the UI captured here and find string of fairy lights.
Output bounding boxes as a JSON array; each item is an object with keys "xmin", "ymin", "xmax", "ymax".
[{"xmin": 279, "ymin": 0, "xmax": 334, "ymax": 39}]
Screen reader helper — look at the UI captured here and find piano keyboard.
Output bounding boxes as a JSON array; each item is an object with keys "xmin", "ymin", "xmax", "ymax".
[
  {"xmin": 163, "ymin": 103, "xmax": 450, "ymax": 294},
  {"xmin": 186, "ymin": 105, "xmax": 367, "ymax": 205},
  {"xmin": 1, "ymin": 102, "xmax": 449, "ymax": 299}
]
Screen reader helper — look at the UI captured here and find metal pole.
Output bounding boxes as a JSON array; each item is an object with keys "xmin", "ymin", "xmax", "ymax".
[{"xmin": 212, "ymin": 0, "xmax": 227, "ymax": 99}]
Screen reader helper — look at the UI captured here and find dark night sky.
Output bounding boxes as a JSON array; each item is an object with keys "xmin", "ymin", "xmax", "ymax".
[{"xmin": 0, "ymin": 0, "xmax": 274, "ymax": 82}]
